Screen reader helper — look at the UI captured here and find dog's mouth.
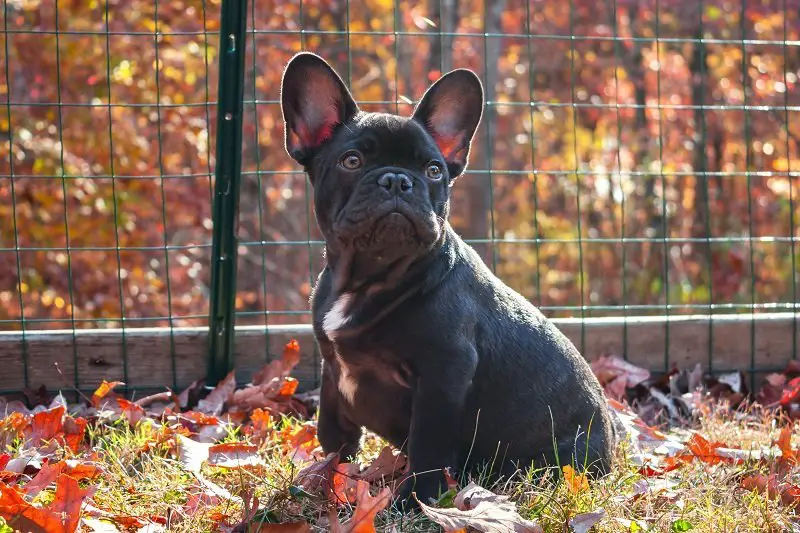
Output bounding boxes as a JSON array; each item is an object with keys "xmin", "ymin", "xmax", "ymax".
[{"xmin": 335, "ymin": 200, "xmax": 439, "ymax": 253}]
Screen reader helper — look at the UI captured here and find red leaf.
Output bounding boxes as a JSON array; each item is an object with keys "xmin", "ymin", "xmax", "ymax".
[{"xmin": 779, "ymin": 377, "xmax": 800, "ymax": 406}]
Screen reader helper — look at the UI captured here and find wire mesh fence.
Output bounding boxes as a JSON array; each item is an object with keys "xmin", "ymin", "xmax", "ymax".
[{"xmin": 0, "ymin": 0, "xmax": 798, "ymax": 391}]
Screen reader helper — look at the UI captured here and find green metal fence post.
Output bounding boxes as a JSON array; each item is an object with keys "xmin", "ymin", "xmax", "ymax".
[{"xmin": 207, "ymin": 0, "xmax": 249, "ymax": 385}]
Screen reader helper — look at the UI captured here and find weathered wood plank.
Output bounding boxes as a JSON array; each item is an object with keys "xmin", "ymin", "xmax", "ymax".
[{"xmin": 0, "ymin": 314, "xmax": 797, "ymax": 393}]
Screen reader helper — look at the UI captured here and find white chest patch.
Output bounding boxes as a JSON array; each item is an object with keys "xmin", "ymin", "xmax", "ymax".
[
  {"xmin": 335, "ymin": 353, "xmax": 358, "ymax": 403},
  {"xmin": 323, "ymin": 293, "xmax": 353, "ymax": 339}
]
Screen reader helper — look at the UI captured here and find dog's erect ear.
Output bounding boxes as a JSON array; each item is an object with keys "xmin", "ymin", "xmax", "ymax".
[
  {"xmin": 280, "ymin": 52, "xmax": 358, "ymax": 164},
  {"xmin": 412, "ymin": 69, "xmax": 484, "ymax": 178}
]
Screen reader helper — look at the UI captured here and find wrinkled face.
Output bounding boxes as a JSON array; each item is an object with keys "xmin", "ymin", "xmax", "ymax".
[
  {"xmin": 308, "ymin": 113, "xmax": 449, "ymax": 262},
  {"xmin": 280, "ymin": 52, "xmax": 483, "ymax": 265}
]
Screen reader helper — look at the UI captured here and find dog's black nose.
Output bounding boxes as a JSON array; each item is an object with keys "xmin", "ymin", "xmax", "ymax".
[{"xmin": 377, "ymin": 172, "xmax": 413, "ymax": 193}]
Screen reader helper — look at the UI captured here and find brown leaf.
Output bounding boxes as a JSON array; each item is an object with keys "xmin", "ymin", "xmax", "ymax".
[
  {"xmin": 197, "ymin": 371, "xmax": 237, "ymax": 416},
  {"xmin": 741, "ymin": 473, "xmax": 800, "ymax": 509},
  {"xmin": 358, "ymin": 446, "xmax": 407, "ymax": 484},
  {"xmin": 417, "ymin": 482, "xmax": 543, "ymax": 533},
  {"xmin": 292, "ymin": 452, "xmax": 338, "ymax": 497}
]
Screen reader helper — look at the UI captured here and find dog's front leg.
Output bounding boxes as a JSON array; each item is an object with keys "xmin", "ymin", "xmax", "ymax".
[
  {"xmin": 394, "ymin": 345, "xmax": 477, "ymax": 510},
  {"xmin": 316, "ymin": 345, "xmax": 362, "ymax": 461}
]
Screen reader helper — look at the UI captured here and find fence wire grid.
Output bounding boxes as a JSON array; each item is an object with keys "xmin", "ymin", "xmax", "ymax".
[{"xmin": 0, "ymin": 0, "xmax": 799, "ymax": 390}]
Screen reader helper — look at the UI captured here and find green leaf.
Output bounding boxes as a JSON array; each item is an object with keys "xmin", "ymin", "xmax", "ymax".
[{"xmin": 671, "ymin": 519, "xmax": 694, "ymax": 532}]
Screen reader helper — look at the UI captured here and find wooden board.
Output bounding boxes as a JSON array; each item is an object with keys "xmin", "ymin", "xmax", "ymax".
[{"xmin": 0, "ymin": 313, "xmax": 797, "ymax": 394}]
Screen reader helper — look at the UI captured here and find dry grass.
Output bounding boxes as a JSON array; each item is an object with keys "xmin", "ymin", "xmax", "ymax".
[{"xmin": 33, "ymin": 403, "xmax": 794, "ymax": 532}]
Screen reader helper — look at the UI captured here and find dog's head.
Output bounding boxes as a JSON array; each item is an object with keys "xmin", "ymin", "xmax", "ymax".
[{"xmin": 280, "ymin": 52, "xmax": 483, "ymax": 269}]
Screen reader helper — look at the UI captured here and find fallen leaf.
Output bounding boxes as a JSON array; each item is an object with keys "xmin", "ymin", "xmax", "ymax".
[
  {"xmin": 417, "ymin": 482, "xmax": 543, "ymax": 533},
  {"xmin": 92, "ymin": 381, "xmax": 125, "ymax": 408},
  {"xmin": 570, "ymin": 508, "xmax": 605, "ymax": 533},
  {"xmin": 176, "ymin": 434, "xmax": 213, "ymax": 473},
  {"xmin": 562, "ymin": 465, "xmax": 589, "ymax": 493},
  {"xmin": 741, "ymin": 473, "xmax": 800, "ymax": 509},
  {"xmin": 358, "ymin": 446, "xmax": 407, "ymax": 483},
  {"xmin": 177, "ymin": 379, "xmax": 205, "ymax": 410},
  {"xmin": 24, "ymin": 462, "xmax": 64, "ymax": 499},
  {"xmin": 685, "ymin": 433, "xmax": 728, "ymax": 465},
  {"xmin": 292, "ymin": 452, "xmax": 338, "ymax": 497},
  {"xmin": 1, "ymin": 474, "xmax": 93, "ymax": 533},
  {"xmin": 775, "ymin": 425, "xmax": 799, "ymax": 467},
  {"xmin": 116, "ymin": 398, "xmax": 146, "ymax": 426},
  {"xmin": 207, "ymin": 443, "xmax": 265, "ymax": 469},
  {"xmin": 780, "ymin": 377, "xmax": 800, "ymax": 406},
  {"xmin": 331, "ymin": 480, "xmax": 391, "ymax": 533},
  {"xmin": 331, "ymin": 462, "xmax": 360, "ymax": 505},
  {"xmin": 197, "ymin": 371, "xmax": 237, "ymax": 416}
]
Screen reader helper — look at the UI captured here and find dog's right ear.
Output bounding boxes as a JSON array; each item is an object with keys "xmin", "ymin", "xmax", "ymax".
[{"xmin": 280, "ymin": 52, "xmax": 358, "ymax": 165}]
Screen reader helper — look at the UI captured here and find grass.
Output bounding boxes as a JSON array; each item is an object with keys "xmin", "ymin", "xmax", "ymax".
[{"xmin": 15, "ymin": 400, "xmax": 794, "ymax": 532}]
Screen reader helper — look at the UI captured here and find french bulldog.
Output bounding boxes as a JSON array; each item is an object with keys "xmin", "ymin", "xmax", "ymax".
[{"xmin": 279, "ymin": 52, "xmax": 615, "ymax": 509}]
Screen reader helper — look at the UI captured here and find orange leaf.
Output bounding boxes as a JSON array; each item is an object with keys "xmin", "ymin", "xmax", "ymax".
[
  {"xmin": 27, "ymin": 406, "xmax": 65, "ymax": 446},
  {"xmin": 50, "ymin": 474, "xmax": 94, "ymax": 532},
  {"xmin": 331, "ymin": 480, "xmax": 391, "ymax": 533},
  {"xmin": 775, "ymin": 425, "xmax": 798, "ymax": 467},
  {"xmin": 278, "ymin": 377, "xmax": 300, "ymax": 398},
  {"xmin": 91, "ymin": 380, "xmax": 125, "ymax": 408},
  {"xmin": 331, "ymin": 463, "xmax": 360, "ymax": 505},
  {"xmin": 562, "ymin": 465, "xmax": 589, "ymax": 494},
  {"xmin": 0, "ymin": 474, "xmax": 93, "ymax": 533},
  {"xmin": 686, "ymin": 433, "xmax": 728, "ymax": 465}
]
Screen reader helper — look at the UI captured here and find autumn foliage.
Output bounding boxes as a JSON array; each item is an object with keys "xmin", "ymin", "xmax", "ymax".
[{"xmin": 1, "ymin": 0, "xmax": 798, "ymax": 336}]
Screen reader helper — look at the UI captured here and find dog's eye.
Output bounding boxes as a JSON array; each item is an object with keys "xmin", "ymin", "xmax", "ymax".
[
  {"xmin": 426, "ymin": 163, "xmax": 443, "ymax": 180},
  {"xmin": 340, "ymin": 152, "xmax": 363, "ymax": 171}
]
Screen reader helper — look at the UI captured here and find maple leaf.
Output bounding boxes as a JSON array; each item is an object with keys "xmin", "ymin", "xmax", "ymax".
[
  {"xmin": 685, "ymin": 433, "xmax": 728, "ymax": 465},
  {"xmin": 91, "ymin": 381, "xmax": 125, "ymax": 408},
  {"xmin": 292, "ymin": 452, "xmax": 339, "ymax": 497},
  {"xmin": 1, "ymin": 474, "xmax": 93, "ymax": 533},
  {"xmin": 417, "ymin": 482, "xmax": 543, "ymax": 533},
  {"xmin": 330, "ymin": 480, "xmax": 391, "ymax": 533}
]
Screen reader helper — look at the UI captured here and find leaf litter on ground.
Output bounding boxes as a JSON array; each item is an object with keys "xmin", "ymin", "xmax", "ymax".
[{"xmin": 1, "ymin": 342, "xmax": 800, "ymax": 531}]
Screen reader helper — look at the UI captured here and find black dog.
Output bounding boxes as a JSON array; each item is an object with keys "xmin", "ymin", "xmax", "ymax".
[{"xmin": 280, "ymin": 52, "xmax": 614, "ymax": 509}]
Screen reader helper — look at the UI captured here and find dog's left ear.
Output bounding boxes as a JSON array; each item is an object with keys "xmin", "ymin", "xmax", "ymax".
[{"xmin": 412, "ymin": 69, "xmax": 484, "ymax": 178}]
